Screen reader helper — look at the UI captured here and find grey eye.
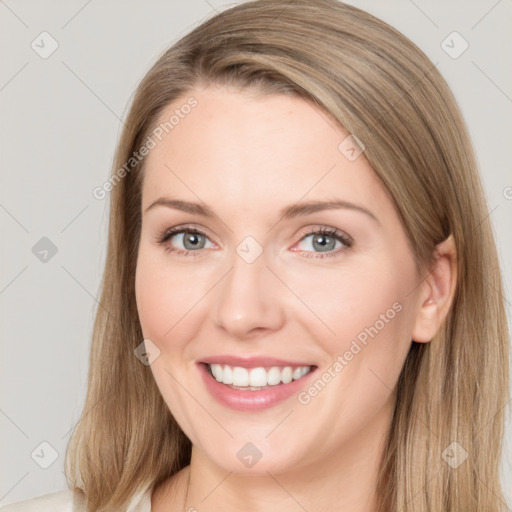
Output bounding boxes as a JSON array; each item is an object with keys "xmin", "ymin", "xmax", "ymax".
[
  {"xmin": 298, "ymin": 233, "xmax": 343, "ymax": 253},
  {"xmin": 170, "ymin": 231, "xmax": 212, "ymax": 251}
]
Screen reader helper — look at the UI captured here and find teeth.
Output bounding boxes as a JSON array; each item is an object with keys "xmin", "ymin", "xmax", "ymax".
[
  {"xmin": 249, "ymin": 367, "xmax": 267, "ymax": 387},
  {"xmin": 208, "ymin": 363, "xmax": 312, "ymax": 388},
  {"xmin": 267, "ymin": 367, "xmax": 281, "ymax": 386},
  {"xmin": 210, "ymin": 364, "xmax": 223, "ymax": 382},
  {"xmin": 223, "ymin": 364, "xmax": 233, "ymax": 384},
  {"xmin": 233, "ymin": 367, "xmax": 249, "ymax": 386}
]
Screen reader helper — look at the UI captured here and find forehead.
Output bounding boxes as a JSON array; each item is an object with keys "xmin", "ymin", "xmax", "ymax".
[{"xmin": 141, "ymin": 86, "xmax": 387, "ymax": 216}]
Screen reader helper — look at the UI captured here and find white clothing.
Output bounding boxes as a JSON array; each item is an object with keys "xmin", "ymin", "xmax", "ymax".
[{"xmin": 0, "ymin": 487, "xmax": 152, "ymax": 511}]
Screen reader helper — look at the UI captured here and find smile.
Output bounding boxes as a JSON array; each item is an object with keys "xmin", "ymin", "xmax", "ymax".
[
  {"xmin": 197, "ymin": 360, "xmax": 317, "ymax": 411},
  {"xmin": 208, "ymin": 363, "xmax": 313, "ymax": 389}
]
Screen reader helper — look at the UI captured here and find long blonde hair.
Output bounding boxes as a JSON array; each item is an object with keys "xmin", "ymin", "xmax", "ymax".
[{"xmin": 64, "ymin": 1, "xmax": 510, "ymax": 510}]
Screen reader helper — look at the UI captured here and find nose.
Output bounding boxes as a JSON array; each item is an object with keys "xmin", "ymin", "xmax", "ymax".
[{"xmin": 212, "ymin": 247, "xmax": 285, "ymax": 340}]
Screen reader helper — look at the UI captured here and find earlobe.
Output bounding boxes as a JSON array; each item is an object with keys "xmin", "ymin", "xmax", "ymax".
[{"xmin": 411, "ymin": 234, "xmax": 457, "ymax": 343}]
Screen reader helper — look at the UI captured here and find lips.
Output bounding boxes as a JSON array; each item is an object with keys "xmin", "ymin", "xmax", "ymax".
[
  {"xmin": 200, "ymin": 354, "xmax": 315, "ymax": 369},
  {"xmin": 197, "ymin": 356, "xmax": 318, "ymax": 411}
]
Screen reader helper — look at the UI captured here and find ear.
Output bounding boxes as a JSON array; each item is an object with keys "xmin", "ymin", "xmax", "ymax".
[{"xmin": 411, "ymin": 234, "xmax": 457, "ymax": 343}]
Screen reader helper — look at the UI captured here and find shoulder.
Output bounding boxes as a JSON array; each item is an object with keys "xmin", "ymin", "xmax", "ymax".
[
  {"xmin": 0, "ymin": 490, "xmax": 86, "ymax": 512},
  {"xmin": 0, "ymin": 488, "xmax": 152, "ymax": 512}
]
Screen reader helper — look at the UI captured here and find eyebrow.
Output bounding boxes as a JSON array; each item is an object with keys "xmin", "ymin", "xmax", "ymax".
[{"xmin": 144, "ymin": 198, "xmax": 379, "ymax": 224}]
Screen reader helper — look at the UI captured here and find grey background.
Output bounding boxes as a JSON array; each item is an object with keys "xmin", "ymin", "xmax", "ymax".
[{"xmin": 1, "ymin": 0, "xmax": 511, "ymax": 506}]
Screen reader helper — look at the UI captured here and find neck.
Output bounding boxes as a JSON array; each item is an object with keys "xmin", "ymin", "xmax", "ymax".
[{"xmin": 181, "ymin": 402, "xmax": 392, "ymax": 512}]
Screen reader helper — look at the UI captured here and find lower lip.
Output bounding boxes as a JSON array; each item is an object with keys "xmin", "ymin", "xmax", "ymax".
[{"xmin": 197, "ymin": 362, "xmax": 317, "ymax": 412}]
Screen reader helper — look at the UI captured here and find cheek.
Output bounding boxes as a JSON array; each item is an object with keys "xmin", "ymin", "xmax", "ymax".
[
  {"xmin": 289, "ymin": 264, "xmax": 416, "ymax": 431},
  {"xmin": 284, "ymin": 259, "xmax": 408, "ymax": 345},
  {"xmin": 283, "ymin": 254, "xmax": 418, "ymax": 394},
  {"xmin": 135, "ymin": 251, "xmax": 209, "ymax": 349},
  {"xmin": 134, "ymin": 253, "xmax": 205, "ymax": 415}
]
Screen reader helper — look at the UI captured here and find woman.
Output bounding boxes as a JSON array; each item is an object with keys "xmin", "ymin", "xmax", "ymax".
[{"xmin": 2, "ymin": 0, "xmax": 509, "ymax": 511}]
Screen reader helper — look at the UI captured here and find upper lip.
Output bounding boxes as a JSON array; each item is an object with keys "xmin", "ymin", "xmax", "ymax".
[{"xmin": 199, "ymin": 355, "xmax": 316, "ymax": 369}]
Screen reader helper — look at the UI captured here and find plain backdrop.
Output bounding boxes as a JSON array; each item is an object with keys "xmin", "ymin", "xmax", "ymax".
[{"xmin": 1, "ymin": 0, "xmax": 511, "ymax": 507}]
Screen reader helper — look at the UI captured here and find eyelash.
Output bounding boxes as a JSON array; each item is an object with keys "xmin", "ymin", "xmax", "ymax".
[{"xmin": 153, "ymin": 225, "xmax": 353, "ymax": 259}]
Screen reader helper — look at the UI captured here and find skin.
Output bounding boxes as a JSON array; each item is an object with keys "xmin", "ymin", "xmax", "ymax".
[{"xmin": 135, "ymin": 84, "xmax": 457, "ymax": 512}]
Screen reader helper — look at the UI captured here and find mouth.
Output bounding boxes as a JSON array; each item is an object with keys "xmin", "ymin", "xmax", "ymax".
[
  {"xmin": 205, "ymin": 362, "xmax": 314, "ymax": 390},
  {"xmin": 197, "ymin": 358, "xmax": 318, "ymax": 411}
]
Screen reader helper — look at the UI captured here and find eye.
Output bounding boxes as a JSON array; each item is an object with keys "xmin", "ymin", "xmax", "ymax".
[
  {"xmin": 154, "ymin": 225, "xmax": 214, "ymax": 257},
  {"xmin": 154, "ymin": 225, "xmax": 352, "ymax": 259},
  {"xmin": 292, "ymin": 227, "xmax": 352, "ymax": 259}
]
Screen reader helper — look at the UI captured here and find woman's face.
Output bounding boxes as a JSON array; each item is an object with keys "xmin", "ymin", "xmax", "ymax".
[{"xmin": 135, "ymin": 85, "xmax": 425, "ymax": 475}]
